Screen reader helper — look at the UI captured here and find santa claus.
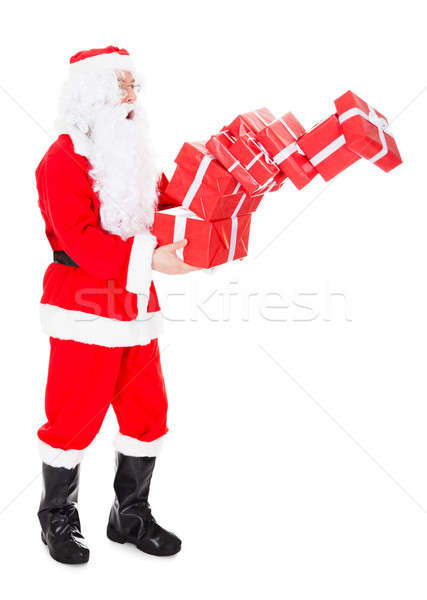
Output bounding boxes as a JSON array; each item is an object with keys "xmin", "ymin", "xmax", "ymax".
[{"xmin": 36, "ymin": 46, "xmax": 198, "ymax": 564}]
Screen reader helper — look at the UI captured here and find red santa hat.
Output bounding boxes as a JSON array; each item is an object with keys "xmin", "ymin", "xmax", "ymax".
[{"xmin": 69, "ymin": 45, "xmax": 135, "ymax": 74}]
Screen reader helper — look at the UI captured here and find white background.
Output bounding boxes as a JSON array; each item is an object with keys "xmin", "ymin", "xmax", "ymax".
[{"xmin": 0, "ymin": 0, "xmax": 425, "ymax": 597}]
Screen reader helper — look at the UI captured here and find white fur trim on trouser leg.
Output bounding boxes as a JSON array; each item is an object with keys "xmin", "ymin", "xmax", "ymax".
[
  {"xmin": 38, "ymin": 440, "xmax": 85, "ymax": 469},
  {"xmin": 126, "ymin": 232, "xmax": 157, "ymax": 315},
  {"xmin": 113, "ymin": 432, "xmax": 165, "ymax": 457}
]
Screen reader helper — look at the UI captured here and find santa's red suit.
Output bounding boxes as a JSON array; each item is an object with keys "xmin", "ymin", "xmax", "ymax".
[
  {"xmin": 36, "ymin": 46, "xmax": 181, "ymax": 564},
  {"xmin": 36, "ymin": 132, "xmax": 168, "ymax": 463}
]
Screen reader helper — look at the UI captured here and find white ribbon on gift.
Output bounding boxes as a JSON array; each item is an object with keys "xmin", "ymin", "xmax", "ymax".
[
  {"xmin": 309, "ymin": 134, "xmax": 347, "ymax": 167},
  {"xmin": 228, "ymin": 147, "xmax": 264, "ymax": 173},
  {"xmin": 259, "ymin": 174, "xmax": 277, "ymax": 191},
  {"xmin": 246, "ymin": 135, "xmax": 277, "ymax": 167},
  {"xmin": 246, "ymin": 151, "xmax": 264, "ymax": 169},
  {"xmin": 217, "ymin": 129, "xmax": 276, "ymax": 193},
  {"xmin": 226, "ymin": 145, "xmax": 270, "ymax": 192},
  {"xmin": 263, "ymin": 179, "xmax": 278, "ymax": 193},
  {"xmin": 228, "ymin": 159, "xmax": 241, "ymax": 172},
  {"xmin": 227, "ymin": 194, "xmax": 247, "ymax": 262},
  {"xmin": 218, "ymin": 131, "xmax": 248, "ymax": 175},
  {"xmin": 338, "ymin": 104, "xmax": 394, "ymax": 164},
  {"xmin": 273, "ymin": 140, "xmax": 305, "ymax": 164},
  {"xmin": 269, "ymin": 117, "xmax": 305, "ymax": 164},
  {"xmin": 254, "ymin": 109, "xmax": 272, "ymax": 126},
  {"xmin": 182, "ymin": 150, "xmax": 242, "ymax": 209},
  {"xmin": 173, "ymin": 214, "xmax": 187, "ymax": 260},
  {"xmin": 182, "ymin": 154, "xmax": 213, "ymax": 209},
  {"xmin": 165, "ymin": 207, "xmax": 202, "ymax": 260},
  {"xmin": 277, "ymin": 117, "xmax": 298, "ymax": 139},
  {"xmin": 168, "ymin": 197, "xmax": 244, "ymax": 265},
  {"xmin": 221, "ymin": 130, "xmax": 236, "ymax": 143}
]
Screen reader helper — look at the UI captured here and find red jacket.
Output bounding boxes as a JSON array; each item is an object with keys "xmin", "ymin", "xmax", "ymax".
[{"xmin": 36, "ymin": 134, "xmax": 164, "ymax": 347}]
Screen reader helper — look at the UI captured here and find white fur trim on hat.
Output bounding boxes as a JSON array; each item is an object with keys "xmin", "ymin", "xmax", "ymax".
[
  {"xmin": 70, "ymin": 52, "xmax": 135, "ymax": 74},
  {"xmin": 113, "ymin": 432, "xmax": 166, "ymax": 457}
]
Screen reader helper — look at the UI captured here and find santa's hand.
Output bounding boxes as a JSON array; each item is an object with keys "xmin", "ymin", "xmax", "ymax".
[{"xmin": 152, "ymin": 239, "xmax": 200, "ymax": 274}]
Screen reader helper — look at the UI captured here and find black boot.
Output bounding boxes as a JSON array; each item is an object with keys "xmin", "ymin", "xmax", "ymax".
[
  {"xmin": 38, "ymin": 463, "xmax": 89, "ymax": 565},
  {"xmin": 107, "ymin": 453, "xmax": 181, "ymax": 556}
]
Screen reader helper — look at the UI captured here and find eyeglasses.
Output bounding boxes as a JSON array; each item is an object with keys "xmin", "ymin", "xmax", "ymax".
[{"xmin": 119, "ymin": 82, "xmax": 142, "ymax": 96}]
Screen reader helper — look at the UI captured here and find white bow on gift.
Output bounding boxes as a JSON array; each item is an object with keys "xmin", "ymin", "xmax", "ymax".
[{"xmin": 338, "ymin": 104, "xmax": 394, "ymax": 164}]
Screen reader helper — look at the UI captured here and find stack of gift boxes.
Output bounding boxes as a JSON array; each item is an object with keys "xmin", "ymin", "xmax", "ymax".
[{"xmin": 153, "ymin": 90, "xmax": 402, "ymax": 268}]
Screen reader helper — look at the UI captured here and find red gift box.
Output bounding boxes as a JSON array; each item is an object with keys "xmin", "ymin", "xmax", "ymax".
[
  {"xmin": 167, "ymin": 141, "xmax": 238, "ymax": 198},
  {"xmin": 165, "ymin": 142, "xmax": 262, "ymax": 220},
  {"xmin": 297, "ymin": 114, "xmax": 360, "ymax": 181},
  {"xmin": 166, "ymin": 163, "xmax": 263, "ymax": 221},
  {"xmin": 153, "ymin": 207, "xmax": 252, "ymax": 268},
  {"xmin": 232, "ymin": 132, "xmax": 280, "ymax": 184},
  {"xmin": 334, "ymin": 90, "xmax": 402, "ymax": 172},
  {"xmin": 266, "ymin": 171, "xmax": 287, "ymax": 192},
  {"xmin": 206, "ymin": 130, "xmax": 264, "ymax": 195},
  {"xmin": 256, "ymin": 112, "xmax": 317, "ymax": 189},
  {"xmin": 228, "ymin": 107, "xmax": 276, "ymax": 137},
  {"xmin": 206, "ymin": 130, "xmax": 279, "ymax": 195}
]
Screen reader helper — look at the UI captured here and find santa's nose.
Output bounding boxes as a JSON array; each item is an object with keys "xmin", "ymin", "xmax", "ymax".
[{"xmin": 126, "ymin": 88, "xmax": 136, "ymax": 103}]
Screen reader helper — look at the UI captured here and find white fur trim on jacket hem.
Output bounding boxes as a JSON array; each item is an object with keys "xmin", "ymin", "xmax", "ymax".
[
  {"xmin": 69, "ymin": 53, "xmax": 135, "ymax": 74},
  {"xmin": 113, "ymin": 432, "xmax": 165, "ymax": 457},
  {"xmin": 38, "ymin": 440, "xmax": 85, "ymax": 469},
  {"xmin": 40, "ymin": 304, "xmax": 163, "ymax": 348}
]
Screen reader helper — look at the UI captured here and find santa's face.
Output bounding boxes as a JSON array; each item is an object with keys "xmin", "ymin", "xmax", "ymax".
[{"xmin": 117, "ymin": 70, "xmax": 138, "ymax": 120}]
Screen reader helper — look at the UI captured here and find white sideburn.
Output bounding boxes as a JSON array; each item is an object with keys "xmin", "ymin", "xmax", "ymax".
[
  {"xmin": 39, "ymin": 440, "xmax": 85, "ymax": 470},
  {"xmin": 114, "ymin": 432, "xmax": 165, "ymax": 457}
]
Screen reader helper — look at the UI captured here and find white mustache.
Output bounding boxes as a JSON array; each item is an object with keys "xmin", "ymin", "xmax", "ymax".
[
  {"xmin": 119, "ymin": 103, "xmax": 135, "ymax": 119},
  {"xmin": 96, "ymin": 102, "xmax": 135, "ymax": 124}
]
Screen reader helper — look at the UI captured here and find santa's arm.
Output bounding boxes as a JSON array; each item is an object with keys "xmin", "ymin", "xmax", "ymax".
[{"xmin": 43, "ymin": 150, "xmax": 156, "ymax": 295}]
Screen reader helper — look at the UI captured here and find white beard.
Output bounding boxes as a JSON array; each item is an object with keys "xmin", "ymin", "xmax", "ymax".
[{"xmin": 86, "ymin": 102, "xmax": 159, "ymax": 240}]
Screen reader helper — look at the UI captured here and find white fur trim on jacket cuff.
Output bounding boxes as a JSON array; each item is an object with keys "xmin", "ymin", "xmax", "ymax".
[
  {"xmin": 113, "ymin": 432, "xmax": 165, "ymax": 457},
  {"xmin": 38, "ymin": 440, "xmax": 85, "ymax": 469},
  {"xmin": 126, "ymin": 232, "xmax": 157, "ymax": 298}
]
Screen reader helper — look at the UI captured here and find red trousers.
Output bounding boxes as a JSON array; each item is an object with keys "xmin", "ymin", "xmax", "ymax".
[{"xmin": 38, "ymin": 337, "xmax": 168, "ymax": 457}]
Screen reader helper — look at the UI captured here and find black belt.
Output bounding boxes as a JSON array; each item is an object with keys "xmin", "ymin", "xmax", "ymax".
[{"xmin": 53, "ymin": 251, "xmax": 79, "ymax": 268}]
